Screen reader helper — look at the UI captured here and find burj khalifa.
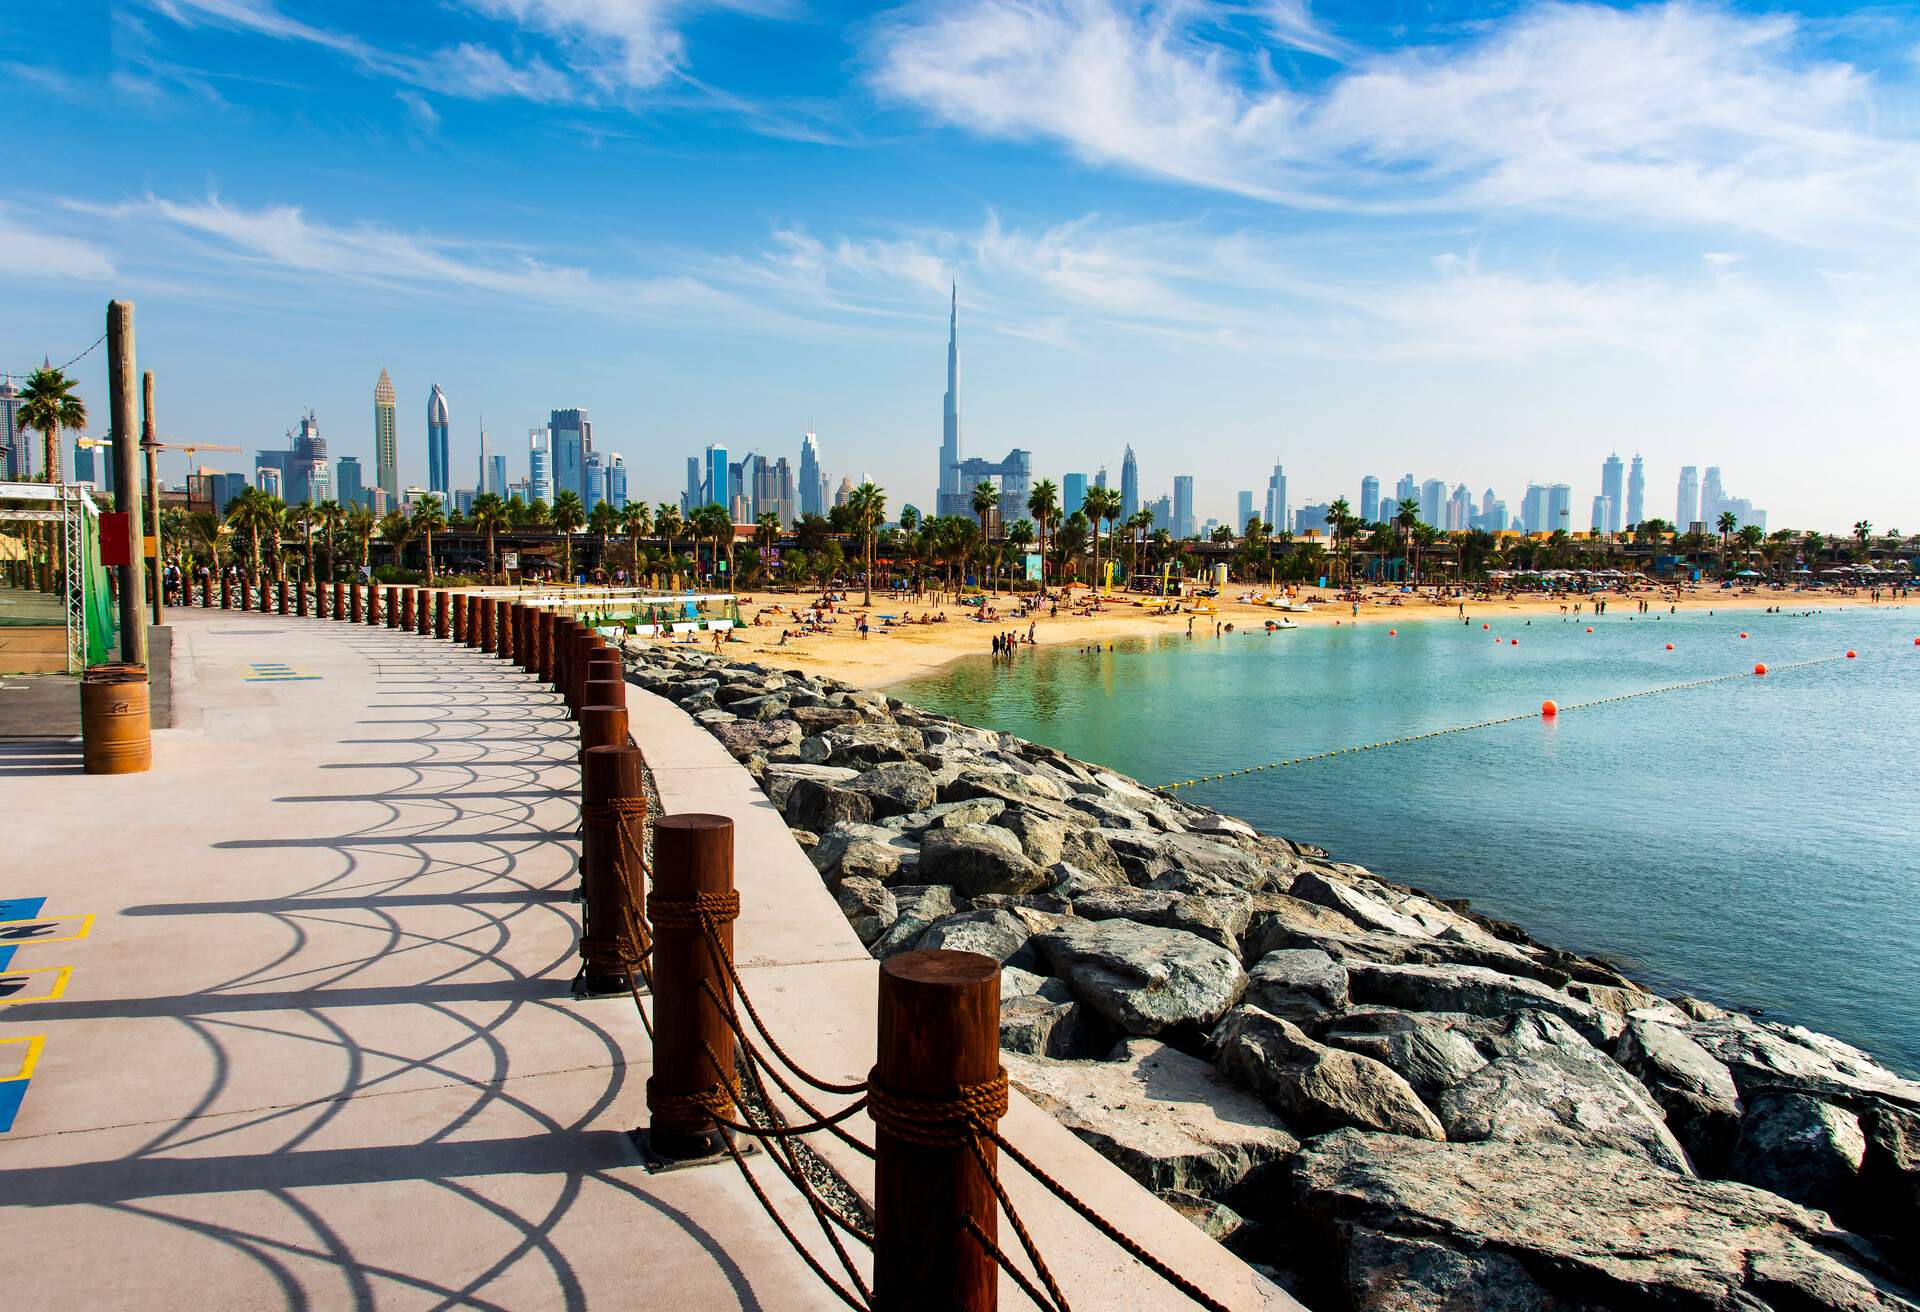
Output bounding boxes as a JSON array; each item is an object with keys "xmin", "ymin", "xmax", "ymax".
[{"xmin": 937, "ymin": 281, "xmax": 961, "ymax": 515}]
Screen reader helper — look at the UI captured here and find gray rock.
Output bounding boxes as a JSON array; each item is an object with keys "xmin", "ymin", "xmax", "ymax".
[
  {"xmin": 1347, "ymin": 961, "xmax": 1620, "ymax": 1046},
  {"xmin": 1000, "ymin": 808, "xmax": 1069, "ymax": 866},
  {"xmin": 1322, "ymin": 1010, "xmax": 1488, "ymax": 1100},
  {"xmin": 1157, "ymin": 833, "xmax": 1268, "ymax": 890},
  {"xmin": 1067, "ymin": 793, "xmax": 1154, "ymax": 830},
  {"xmin": 1213, "ymin": 1006, "xmax": 1447, "ymax": 1140},
  {"xmin": 794, "ymin": 734, "xmax": 834, "ymax": 764},
  {"xmin": 1731, "ymin": 1092, "xmax": 1867, "ymax": 1217},
  {"xmin": 1862, "ymin": 1103, "xmax": 1920, "ymax": 1270},
  {"xmin": 1437, "ymin": 1021, "xmax": 1695, "ymax": 1174},
  {"xmin": 842, "ymin": 762, "xmax": 937, "ymax": 819},
  {"xmin": 999, "ymin": 966, "xmax": 1074, "ymax": 1005},
  {"xmin": 788, "ymin": 705, "xmax": 865, "ymax": 733},
  {"xmin": 867, "ymin": 884, "xmax": 957, "ymax": 958},
  {"xmin": 918, "ymin": 824, "xmax": 1046, "ymax": 898},
  {"xmin": 894, "ymin": 797, "xmax": 1007, "ymax": 832},
  {"xmin": 726, "ymin": 693, "xmax": 789, "ymax": 721},
  {"xmin": 806, "ymin": 822, "xmax": 907, "ymax": 881},
  {"xmin": 783, "ymin": 777, "xmax": 874, "ymax": 831},
  {"xmin": 1690, "ymin": 1014, "xmax": 1920, "ymax": 1110},
  {"xmin": 1161, "ymin": 1191, "xmax": 1247, "ymax": 1243},
  {"xmin": 760, "ymin": 763, "xmax": 860, "ymax": 809},
  {"xmin": 1245, "ymin": 949, "xmax": 1349, "ymax": 1025},
  {"xmin": 1035, "ymin": 919, "xmax": 1247, "ymax": 1036},
  {"xmin": 1616, "ymin": 1016, "xmax": 1744, "ymax": 1173},
  {"xmin": 1005, "ymin": 1041, "xmax": 1297, "ymax": 1199},
  {"xmin": 1044, "ymin": 860, "xmax": 1126, "ymax": 900},
  {"xmin": 1073, "ymin": 887, "xmax": 1250, "ymax": 952},
  {"xmin": 1058, "ymin": 828, "xmax": 1126, "ymax": 885},
  {"xmin": 1293, "ymin": 870, "xmax": 1433, "ymax": 938},
  {"xmin": 1291, "ymin": 1130, "xmax": 1920, "ymax": 1312},
  {"xmin": 706, "ymin": 718, "xmax": 803, "ymax": 759},
  {"xmin": 692, "ymin": 707, "xmax": 739, "ymax": 726},
  {"xmin": 915, "ymin": 908, "xmax": 1034, "ymax": 964},
  {"xmin": 819, "ymin": 723, "xmax": 927, "ymax": 766},
  {"xmin": 833, "ymin": 877, "xmax": 897, "ymax": 947},
  {"xmin": 1242, "ymin": 892, "xmax": 1366, "ymax": 960},
  {"xmin": 998, "ymin": 995, "xmax": 1097, "ymax": 1058}
]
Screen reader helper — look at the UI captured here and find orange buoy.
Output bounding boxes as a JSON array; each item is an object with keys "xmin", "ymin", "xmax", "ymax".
[
  {"xmin": 1754, "ymin": 663, "xmax": 1768, "ymax": 675},
  {"xmin": 1510, "ymin": 638, "xmax": 1518, "ymax": 646},
  {"xmin": 1541, "ymin": 699, "xmax": 1558, "ymax": 717},
  {"xmin": 1482, "ymin": 623, "xmax": 1490, "ymax": 630},
  {"xmin": 1388, "ymin": 628, "xmax": 1397, "ymax": 636},
  {"xmin": 1847, "ymin": 650, "xmax": 1857, "ymax": 659},
  {"xmin": 1666, "ymin": 643, "xmax": 1674, "ymax": 650},
  {"xmin": 1586, "ymin": 626, "xmax": 1594, "ymax": 633},
  {"xmin": 1739, "ymin": 632, "xmax": 1748, "ymax": 639}
]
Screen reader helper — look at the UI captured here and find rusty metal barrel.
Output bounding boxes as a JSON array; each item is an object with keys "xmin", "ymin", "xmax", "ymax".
[{"xmin": 80, "ymin": 662, "xmax": 152, "ymax": 775}]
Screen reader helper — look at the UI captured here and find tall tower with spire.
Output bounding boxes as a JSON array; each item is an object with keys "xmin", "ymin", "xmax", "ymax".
[
  {"xmin": 938, "ymin": 281, "xmax": 961, "ymax": 514},
  {"xmin": 374, "ymin": 368, "xmax": 399, "ymax": 502},
  {"xmin": 426, "ymin": 383, "xmax": 450, "ymax": 497}
]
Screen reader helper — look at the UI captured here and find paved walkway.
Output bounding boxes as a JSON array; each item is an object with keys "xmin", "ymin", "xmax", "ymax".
[{"xmin": 1, "ymin": 605, "xmax": 1287, "ymax": 1310}]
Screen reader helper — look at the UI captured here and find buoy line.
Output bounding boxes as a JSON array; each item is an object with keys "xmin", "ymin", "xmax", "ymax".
[{"xmin": 1159, "ymin": 653, "xmax": 1849, "ymax": 792}]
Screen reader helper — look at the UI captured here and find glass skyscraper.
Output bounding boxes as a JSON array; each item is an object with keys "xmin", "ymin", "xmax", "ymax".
[
  {"xmin": 550, "ymin": 408, "xmax": 590, "ymax": 503},
  {"xmin": 800, "ymin": 431, "xmax": 825, "ymax": 518},
  {"xmin": 336, "ymin": 456, "xmax": 364, "ymax": 510},
  {"xmin": 374, "ymin": 369, "xmax": 398, "ymax": 502},
  {"xmin": 1062, "ymin": 473, "xmax": 1088, "ymax": 517},
  {"xmin": 607, "ymin": 454, "xmax": 627, "ymax": 511},
  {"xmin": 1172, "ymin": 475, "xmax": 1194, "ymax": 539},
  {"xmin": 1120, "ymin": 446, "xmax": 1139, "ymax": 520},
  {"xmin": 705, "ymin": 444, "xmax": 730, "ymax": 515},
  {"xmin": 427, "ymin": 384, "xmax": 450, "ymax": 497},
  {"xmin": 1360, "ymin": 475, "xmax": 1380, "ymax": 523},
  {"xmin": 528, "ymin": 429, "xmax": 551, "ymax": 504},
  {"xmin": 1600, "ymin": 453, "xmax": 1625, "ymax": 535}
]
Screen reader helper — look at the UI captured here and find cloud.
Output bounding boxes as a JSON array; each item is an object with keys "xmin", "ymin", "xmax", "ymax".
[
  {"xmin": 396, "ymin": 89, "xmax": 441, "ymax": 132},
  {"xmin": 0, "ymin": 209, "xmax": 116, "ymax": 280},
  {"xmin": 867, "ymin": 0, "xmax": 1920, "ymax": 247}
]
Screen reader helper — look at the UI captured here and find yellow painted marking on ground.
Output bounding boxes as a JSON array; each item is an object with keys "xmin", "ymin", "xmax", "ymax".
[
  {"xmin": 0, "ymin": 1034, "xmax": 46, "ymax": 1081},
  {"xmin": 0, "ymin": 965, "xmax": 72, "ymax": 1006},
  {"xmin": 0, "ymin": 914, "xmax": 96, "ymax": 945}
]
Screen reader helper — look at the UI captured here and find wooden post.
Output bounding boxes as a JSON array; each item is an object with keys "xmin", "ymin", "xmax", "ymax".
[
  {"xmin": 435, "ymin": 591, "xmax": 449, "ymax": 639},
  {"xmin": 278, "ymin": 579, "xmax": 291, "ymax": 615},
  {"xmin": 570, "ymin": 634, "xmax": 604, "ymax": 719},
  {"xmin": 201, "ymin": 575, "xmax": 212, "ymax": 608},
  {"xmin": 363, "ymin": 584, "xmax": 377, "ymax": 626},
  {"xmin": 477, "ymin": 595, "xmax": 494, "ymax": 651},
  {"xmin": 583, "ymin": 676, "xmax": 624, "ymax": 715},
  {"xmin": 240, "ymin": 576, "xmax": 252, "ymax": 610},
  {"xmin": 333, "ymin": 581, "xmax": 345, "ymax": 620},
  {"xmin": 417, "ymin": 589, "xmax": 431, "ymax": 635},
  {"xmin": 872, "ymin": 951, "xmax": 1005, "ymax": 1312},
  {"xmin": 107, "ymin": 301, "xmax": 148, "ymax": 667},
  {"xmin": 646, "ymin": 814, "xmax": 737, "ymax": 1159},
  {"xmin": 552, "ymin": 617, "xmax": 575, "ymax": 693},
  {"xmin": 586, "ymin": 656, "xmax": 623, "ymax": 697},
  {"xmin": 350, "ymin": 583, "xmax": 364, "ymax": 623},
  {"xmin": 141, "ymin": 371, "xmax": 164, "ymax": 629},
  {"xmin": 493, "ymin": 599, "xmax": 511, "ymax": 659},
  {"xmin": 297, "ymin": 579, "xmax": 309, "ymax": 617},
  {"xmin": 220, "ymin": 574, "xmax": 231, "ymax": 609},
  {"xmin": 577, "ymin": 743, "xmax": 647, "ymax": 998},
  {"xmin": 451, "ymin": 593, "xmax": 467, "ymax": 643},
  {"xmin": 401, "ymin": 587, "xmax": 415, "ymax": 632},
  {"xmin": 385, "ymin": 585, "xmax": 399, "ymax": 628},
  {"xmin": 537, "ymin": 610, "xmax": 556, "ymax": 682},
  {"xmin": 580, "ymin": 702, "xmax": 628, "ymax": 753},
  {"xmin": 517, "ymin": 605, "xmax": 536, "ymax": 672}
]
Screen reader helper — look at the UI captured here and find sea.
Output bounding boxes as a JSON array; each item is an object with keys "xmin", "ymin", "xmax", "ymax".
[{"xmin": 895, "ymin": 603, "xmax": 1920, "ymax": 1077}]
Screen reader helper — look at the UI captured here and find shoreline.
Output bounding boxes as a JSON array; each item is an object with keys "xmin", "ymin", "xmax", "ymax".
[{"xmin": 676, "ymin": 585, "xmax": 1914, "ymax": 690}]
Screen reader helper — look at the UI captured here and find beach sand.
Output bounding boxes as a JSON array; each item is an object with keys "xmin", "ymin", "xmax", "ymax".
[{"xmin": 640, "ymin": 584, "xmax": 1915, "ymax": 690}]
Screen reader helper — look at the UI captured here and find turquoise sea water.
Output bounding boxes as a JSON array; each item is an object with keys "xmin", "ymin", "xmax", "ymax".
[{"xmin": 896, "ymin": 605, "xmax": 1920, "ymax": 1076}]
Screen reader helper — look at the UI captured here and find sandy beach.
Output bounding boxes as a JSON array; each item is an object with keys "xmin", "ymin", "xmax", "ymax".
[{"xmin": 640, "ymin": 584, "xmax": 1915, "ymax": 689}]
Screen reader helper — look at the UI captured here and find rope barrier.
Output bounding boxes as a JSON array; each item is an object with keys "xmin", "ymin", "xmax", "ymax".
[{"xmin": 1161, "ymin": 653, "xmax": 1848, "ymax": 791}]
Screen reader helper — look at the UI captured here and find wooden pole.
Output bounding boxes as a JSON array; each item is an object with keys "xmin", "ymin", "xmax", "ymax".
[
  {"xmin": 435, "ymin": 590, "xmax": 449, "ymax": 639},
  {"xmin": 580, "ymin": 702, "xmax": 628, "ymax": 753},
  {"xmin": 141, "ymin": 370, "xmax": 164, "ymax": 629},
  {"xmin": 417, "ymin": 588, "xmax": 431, "ymax": 636},
  {"xmin": 278, "ymin": 579, "xmax": 291, "ymax": 615},
  {"xmin": 364, "ymin": 583, "xmax": 378, "ymax": 626},
  {"xmin": 297, "ymin": 579, "xmax": 308, "ymax": 617},
  {"xmin": 586, "ymin": 656, "xmax": 623, "ymax": 699},
  {"xmin": 496, "ymin": 599, "xmax": 513, "ymax": 660},
  {"xmin": 646, "ymin": 814, "xmax": 736, "ymax": 1159},
  {"xmin": 537, "ymin": 610, "xmax": 556, "ymax": 682},
  {"xmin": 873, "ymin": 950, "xmax": 1004, "ymax": 1311},
  {"xmin": 401, "ymin": 586, "xmax": 415, "ymax": 632},
  {"xmin": 220, "ymin": 574, "xmax": 231, "ymax": 609},
  {"xmin": 570, "ymin": 634, "xmax": 603, "ymax": 719},
  {"xmin": 386, "ymin": 585, "xmax": 400, "ymax": 629},
  {"xmin": 451, "ymin": 593, "xmax": 466, "ymax": 643},
  {"xmin": 350, "ymin": 583, "xmax": 364, "ymax": 623},
  {"xmin": 334, "ymin": 581, "xmax": 346, "ymax": 620},
  {"xmin": 107, "ymin": 301, "xmax": 148, "ymax": 667},
  {"xmin": 577, "ymin": 743, "xmax": 647, "ymax": 998},
  {"xmin": 201, "ymin": 575, "xmax": 212, "ymax": 608}
]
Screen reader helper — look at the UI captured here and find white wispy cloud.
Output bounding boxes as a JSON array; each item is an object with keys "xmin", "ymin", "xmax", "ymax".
[
  {"xmin": 0, "ymin": 209, "xmax": 117, "ymax": 280},
  {"xmin": 867, "ymin": 0, "xmax": 1920, "ymax": 247}
]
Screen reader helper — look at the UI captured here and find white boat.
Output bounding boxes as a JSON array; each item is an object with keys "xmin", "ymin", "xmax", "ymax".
[
  {"xmin": 1263, "ymin": 617, "xmax": 1298, "ymax": 631},
  {"xmin": 1267, "ymin": 598, "xmax": 1314, "ymax": 613}
]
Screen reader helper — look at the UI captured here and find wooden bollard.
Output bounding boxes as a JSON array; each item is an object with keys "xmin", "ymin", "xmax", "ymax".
[
  {"xmin": 553, "ymin": 618, "xmax": 576, "ymax": 693},
  {"xmin": 585, "ymin": 658, "xmax": 624, "ymax": 709},
  {"xmin": 570, "ymin": 635, "xmax": 604, "ymax": 719},
  {"xmin": 537, "ymin": 610, "xmax": 557, "ymax": 682},
  {"xmin": 518, "ymin": 606, "xmax": 537, "ymax": 672},
  {"xmin": 582, "ymin": 680, "xmax": 625, "ymax": 723},
  {"xmin": 581, "ymin": 702, "xmax": 628, "ymax": 753},
  {"xmin": 278, "ymin": 580, "xmax": 291, "ymax": 615},
  {"xmin": 239, "ymin": 576, "xmax": 253, "ymax": 610},
  {"xmin": 349, "ymin": 584, "xmax": 363, "ymax": 623},
  {"xmin": 385, "ymin": 585, "xmax": 399, "ymax": 628},
  {"xmin": 200, "ymin": 576, "xmax": 212, "ymax": 608},
  {"xmin": 872, "ymin": 951, "xmax": 1006, "ymax": 1311},
  {"xmin": 417, "ymin": 589, "xmax": 431, "ymax": 636},
  {"xmin": 497, "ymin": 599, "xmax": 514, "ymax": 659},
  {"xmin": 297, "ymin": 579, "xmax": 308, "ymax": 617},
  {"xmin": 220, "ymin": 574, "xmax": 232, "ymax": 608},
  {"xmin": 451, "ymin": 593, "xmax": 467, "ymax": 643},
  {"xmin": 401, "ymin": 587, "xmax": 415, "ymax": 631},
  {"xmin": 477, "ymin": 595, "xmax": 494, "ymax": 651},
  {"xmin": 435, "ymin": 591, "xmax": 449, "ymax": 639},
  {"xmin": 364, "ymin": 584, "xmax": 378, "ymax": 626},
  {"xmin": 645, "ymin": 814, "xmax": 737, "ymax": 1159},
  {"xmin": 333, "ymin": 581, "xmax": 345, "ymax": 620},
  {"xmin": 577, "ymin": 743, "xmax": 647, "ymax": 999}
]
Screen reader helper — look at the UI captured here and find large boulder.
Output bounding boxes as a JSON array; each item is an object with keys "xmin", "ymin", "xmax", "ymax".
[
  {"xmin": 1072, "ymin": 887, "xmax": 1251, "ymax": 952},
  {"xmin": 1437, "ymin": 1014, "xmax": 1695, "ymax": 1174},
  {"xmin": 998, "ymin": 996, "xmax": 1099, "ymax": 1059},
  {"xmin": 1292, "ymin": 870, "xmax": 1433, "ymax": 938},
  {"xmin": 867, "ymin": 884, "xmax": 956, "ymax": 958},
  {"xmin": 760, "ymin": 763, "xmax": 859, "ymax": 809},
  {"xmin": 915, "ymin": 908, "xmax": 1035, "ymax": 965},
  {"xmin": 1861, "ymin": 1103, "xmax": 1920, "ymax": 1274},
  {"xmin": 918, "ymin": 824, "xmax": 1046, "ymax": 897},
  {"xmin": 1615, "ymin": 1016, "xmax": 1744, "ymax": 1173},
  {"xmin": 819, "ymin": 723, "xmax": 927, "ymax": 767},
  {"xmin": 1242, "ymin": 892, "xmax": 1365, "ymax": 960},
  {"xmin": 706, "ymin": 718, "xmax": 803, "ymax": 759},
  {"xmin": 1321, "ymin": 1010, "xmax": 1488, "ymax": 1100},
  {"xmin": 1730, "ymin": 1092, "xmax": 1867, "ymax": 1218},
  {"xmin": 1296, "ymin": 1130, "xmax": 1920, "ymax": 1311},
  {"xmin": 999, "ymin": 807, "xmax": 1069, "ymax": 866},
  {"xmin": 808, "ymin": 822, "xmax": 914, "ymax": 884},
  {"xmin": 842, "ymin": 762, "xmax": 937, "ymax": 819},
  {"xmin": 833, "ymin": 877, "xmax": 897, "ymax": 947},
  {"xmin": 1058, "ymin": 828, "xmax": 1127, "ymax": 886},
  {"xmin": 1689, "ymin": 1014, "xmax": 1920, "ymax": 1111},
  {"xmin": 1347, "ymin": 961, "xmax": 1619, "ymax": 1046},
  {"xmin": 784, "ymin": 778, "xmax": 874, "ymax": 831},
  {"xmin": 1212, "ymin": 1006, "xmax": 1445, "ymax": 1141},
  {"xmin": 1005, "ymin": 1041, "xmax": 1298, "ymax": 1199},
  {"xmin": 1035, "ymin": 919, "xmax": 1247, "ymax": 1037},
  {"xmin": 1244, "ymin": 948, "xmax": 1350, "ymax": 1025}
]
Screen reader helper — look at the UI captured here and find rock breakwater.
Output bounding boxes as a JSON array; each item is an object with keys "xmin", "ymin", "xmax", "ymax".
[{"xmin": 627, "ymin": 644, "xmax": 1920, "ymax": 1310}]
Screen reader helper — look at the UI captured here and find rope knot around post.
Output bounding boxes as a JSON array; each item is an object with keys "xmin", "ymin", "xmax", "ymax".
[
  {"xmin": 646, "ymin": 889, "xmax": 740, "ymax": 931},
  {"xmin": 866, "ymin": 1068, "xmax": 1009, "ymax": 1150},
  {"xmin": 643, "ymin": 813, "xmax": 738, "ymax": 1163},
  {"xmin": 577, "ymin": 744, "xmax": 650, "ymax": 998}
]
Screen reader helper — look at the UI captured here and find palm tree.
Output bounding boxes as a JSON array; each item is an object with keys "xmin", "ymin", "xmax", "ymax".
[
  {"xmin": 183, "ymin": 510, "xmax": 223, "ymax": 577},
  {"xmin": 755, "ymin": 510, "xmax": 780, "ymax": 557},
  {"xmin": 587, "ymin": 500, "xmax": 619, "ymax": 575},
  {"xmin": 1026, "ymin": 479, "xmax": 1058, "ymax": 591},
  {"xmin": 225, "ymin": 487, "xmax": 276, "ymax": 582},
  {"xmin": 1716, "ymin": 510, "xmax": 1739, "ymax": 573},
  {"xmin": 411, "ymin": 495, "xmax": 447, "ymax": 582},
  {"xmin": 378, "ymin": 510, "xmax": 413, "ymax": 574},
  {"xmin": 345, "ymin": 505, "xmax": 376, "ymax": 573},
  {"xmin": 971, "ymin": 480, "xmax": 998, "ymax": 538},
  {"xmin": 1007, "ymin": 518, "xmax": 1036, "ymax": 588},
  {"xmin": 1326, "ymin": 497, "xmax": 1353, "ymax": 585},
  {"xmin": 286, "ymin": 502, "xmax": 317, "ymax": 582},
  {"xmin": 622, "ymin": 502, "xmax": 653, "ymax": 580},
  {"xmin": 1853, "ymin": 519, "xmax": 1873, "ymax": 560},
  {"xmin": 15, "ymin": 365, "xmax": 86, "ymax": 486},
  {"xmin": 552, "ymin": 490, "xmax": 586, "ymax": 579},
  {"xmin": 470, "ymin": 492, "xmax": 507, "ymax": 578},
  {"xmin": 1081, "ymin": 487, "xmax": 1116, "ymax": 592},
  {"xmin": 1394, "ymin": 503, "xmax": 1421, "ymax": 584},
  {"xmin": 656, "ymin": 503, "xmax": 682, "ymax": 579},
  {"xmin": 314, "ymin": 499, "xmax": 344, "ymax": 581},
  {"xmin": 846, "ymin": 481, "xmax": 887, "ymax": 605}
]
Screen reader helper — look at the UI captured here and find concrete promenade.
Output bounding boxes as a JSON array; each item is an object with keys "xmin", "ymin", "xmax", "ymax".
[{"xmin": 0, "ymin": 604, "xmax": 1288, "ymax": 1310}]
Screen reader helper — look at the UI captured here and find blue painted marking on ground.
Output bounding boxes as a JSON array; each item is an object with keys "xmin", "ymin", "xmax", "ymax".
[
  {"xmin": 0, "ymin": 1079, "xmax": 26, "ymax": 1132},
  {"xmin": 0, "ymin": 897, "xmax": 49, "ymax": 921},
  {"xmin": 246, "ymin": 662, "xmax": 321, "ymax": 682}
]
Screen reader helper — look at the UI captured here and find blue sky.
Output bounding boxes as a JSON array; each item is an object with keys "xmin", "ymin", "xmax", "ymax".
[{"xmin": 5, "ymin": 0, "xmax": 1919, "ymax": 529}]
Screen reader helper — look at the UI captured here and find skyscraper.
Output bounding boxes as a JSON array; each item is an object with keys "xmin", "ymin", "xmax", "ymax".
[
  {"xmin": 1547, "ymin": 484, "xmax": 1573, "ymax": 533},
  {"xmin": 337, "ymin": 455, "xmax": 364, "ymax": 510},
  {"xmin": 1093, "ymin": 466, "xmax": 1108, "ymax": 490},
  {"xmin": 1600, "ymin": 453, "xmax": 1625, "ymax": 534},
  {"xmin": 550, "ymin": 409, "xmax": 589, "ymax": 503},
  {"xmin": 1520, "ymin": 483, "xmax": 1549, "ymax": 534},
  {"xmin": 800, "ymin": 431, "xmax": 825, "ymax": 518},
  {"xmin": 1120, "ymin": 446, "xmax": 1139, "ymax": 520},
  {"xmin": 0, "ymin": 379, "xmax": 25, "ymax": 479},
  {"xmin": 1063, "ymin": 473, "xmax": 1088, "ymax": 517},
  {"xmin": 426, "ymin": 384, "xmax": 450, "ymax": 497},
  {"xmin": 584, "ymin": 451, "xmax": 604, "ymax": 513},
  {"xmin": 1447, "ymin": 484, "xmax": 1471, "ymax": 531},
  {"xmin": 489, "ymin": 454, "xmax": 507, "ymax": 499},
  {"xmin": 937, "ymin": 282, "xmax": 962, "ymax": 515},
  {"xmin": 1701, "ymin": 467, "xmax": 1726, "ymax": 524},
  {"xmin": 1236, "ymin": 490, "xmax": 1254, "ymax": 534},
  {"xmin": 607, "ymin": 454, "xmax": 627, "ymax": 511},
  {"xmin": 1676, "ymin": 466, "xmax": 1699, "ymax": 529},
  {"xmin": 684, "ymin": 457, "xmax": 703, "ymax": 514},
  {"xmin": 705, "ymin": 444, "xmax": 731, "ymax": 515},
  {"xmin": 374, "ymin": 369, "xmax": 398, "ymax": 502},
  {"xmin": 528, "ymin": 428, "xmax": 551, "ymax": 504},
  {"xmin": 1591, "ymin": 496, "xmax": 1612, "ymax": 533},
  {"xmin": 1626, "ymin": 454, "xmax": 1646, "ymax": 527},
  {"xmin": 1172, "ymin": 475, "xmax": 1194, "ymax": 539},
  {"xmin": 476, "ymin": 422, "xmax": 490, "ymax": 498},
  {"xmin": 1263, "ymin": 465, "xmax": 1287, "ymax": 534},
  {"xmin": 1395, "ymin": 474, "xmax": 1417, "ymax": 509},
  {"xmin": 1359, "ymin": 476, "xmax": 1380, "ymax": 524},
  {"xmin": 1419, "ymin": 479, "xmax": 1445, "ymax": 528},
  {"xmin": 289, "ymin": 411, "xmax": 329, "ymax": 505}
]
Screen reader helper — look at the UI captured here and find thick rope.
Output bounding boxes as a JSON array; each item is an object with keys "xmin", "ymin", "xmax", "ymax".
[
  {"xmin": 967, "ymin": 1132, "xmax": 1070, "ymax": 1312},
  {"xmin": 965, "ymin": 1214, "xmax": 1066, "ymax": 1312},
  {"xmin": 699, "ymin": 974, "xmax": 877, "ymax": 1159},
  {"xmin": 649, "ymin": 889, "xmax": 740, "ymax": 930},
  {"xmin": 866, "ymin": 1070, "xmax": 1009, "ymax": 1149},
  {"xmin": 645, "ymin": 1076, "xmax": 737, "ymax": 1124},
  {"xmin": 700, "ymin": 914, "xmax": 868, "ymax": 1097}
]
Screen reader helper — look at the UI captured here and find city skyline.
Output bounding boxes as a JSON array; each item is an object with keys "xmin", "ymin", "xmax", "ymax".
[{"xmin": 8, "ymin": 2, "xmax": 1916, "ymax": 528}]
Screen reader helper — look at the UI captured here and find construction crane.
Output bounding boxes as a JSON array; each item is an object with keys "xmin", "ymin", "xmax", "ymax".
[{"xmin": 76, "ymin": 436, "xmax": 243, "ymax": 486}]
